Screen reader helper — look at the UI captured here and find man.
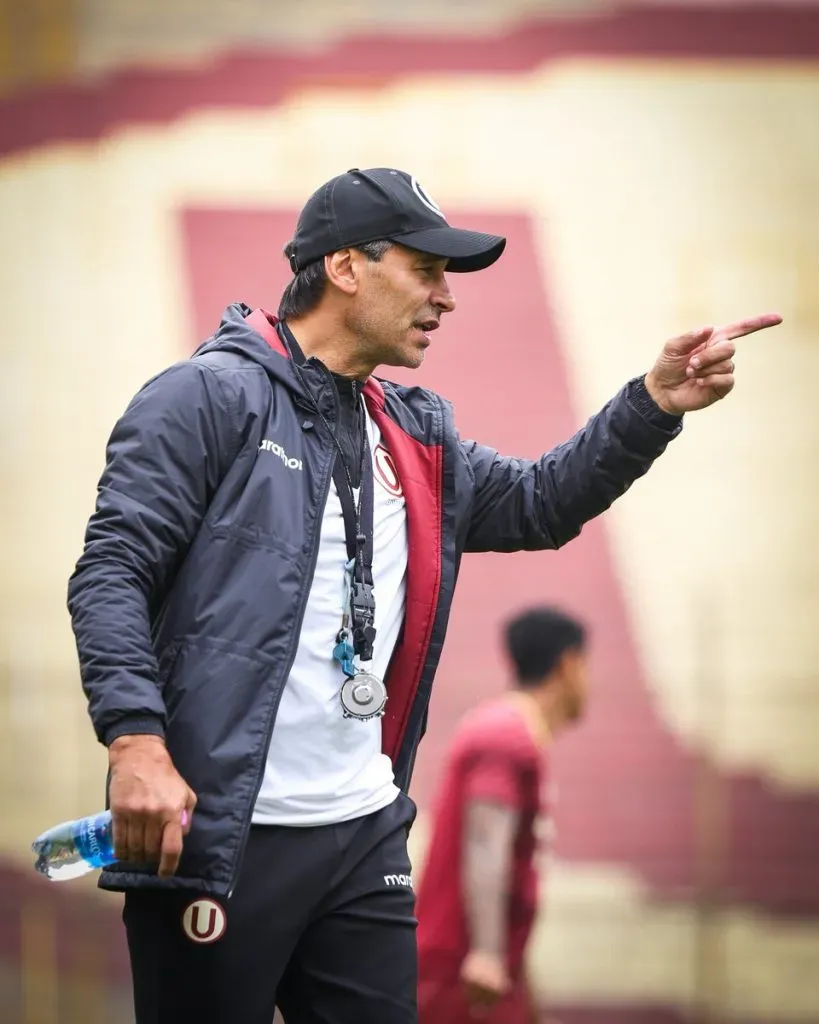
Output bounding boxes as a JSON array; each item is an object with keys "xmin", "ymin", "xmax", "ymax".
[
  {"xmin": 416, "ymin": 606, "xmax": 588, "ymax": 1023},
  {"xmin": 67, "ymin": 166, "xmax": 779, "ymax": 1024}
]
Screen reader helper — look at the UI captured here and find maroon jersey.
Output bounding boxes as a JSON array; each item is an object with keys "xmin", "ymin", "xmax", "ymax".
[{"xmin": 416, "ymin": 698, "xmax": 549, "ymax": 981}]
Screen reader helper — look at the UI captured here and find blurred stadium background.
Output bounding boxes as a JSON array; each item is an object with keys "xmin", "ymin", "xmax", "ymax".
[{"xmin": 1, "ymin": 1, "xmax": 818, "ymax": 1021}]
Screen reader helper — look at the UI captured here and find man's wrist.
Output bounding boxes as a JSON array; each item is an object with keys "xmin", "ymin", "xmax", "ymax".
[
  {"xmin": 108, "ymin": 734, "xmax": 170, "ymax": 770},
  {"xmin": 468, "ymin": 946, "xmax": 505, "ymax": 962},
  {"xmin": 109, "ymin": 734, "xmax": 166, "ymax": 751},
  {"xmin": 642, "ymin": 370, "xmax": 678, "ymax": 417},
  {"xmin": 632, "ymin": 372, "xmax": 683, "ymax": 425}
]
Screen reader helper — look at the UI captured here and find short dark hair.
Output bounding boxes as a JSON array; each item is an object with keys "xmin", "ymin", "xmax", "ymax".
[
  {"xmin": 504, "ymin": 607, "xmax": 586, "ymax": 687},
  {"xmin": 277, "ymin": 239, "xmax": 392, "ymax": 319}
]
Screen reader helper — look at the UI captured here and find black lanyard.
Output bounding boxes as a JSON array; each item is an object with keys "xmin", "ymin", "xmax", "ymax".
[
  {"xmin": 332, "ymin": 422, "xmax": 376, "ymax": 662},
  {"xmin": 277, "ymin": 322, "xmax": 377, "ymax": 663}
]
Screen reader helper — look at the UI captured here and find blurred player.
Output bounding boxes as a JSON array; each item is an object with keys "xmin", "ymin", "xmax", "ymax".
[{"xmin": 416, "ymin": 607, "xmax": 588, "ymax": 1023}]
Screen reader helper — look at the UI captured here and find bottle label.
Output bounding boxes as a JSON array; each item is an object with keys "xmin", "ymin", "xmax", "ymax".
[{"xmin": 74, "ymin": 812, "xmax": 114, "ymax": 868}]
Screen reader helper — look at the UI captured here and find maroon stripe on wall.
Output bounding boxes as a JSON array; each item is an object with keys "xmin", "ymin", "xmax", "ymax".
[{"xmin": 2, "ymin": 7, "xmax": 819, "ymax": 158}]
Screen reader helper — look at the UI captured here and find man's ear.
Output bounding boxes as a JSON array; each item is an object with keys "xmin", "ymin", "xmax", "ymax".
[
  {"xmin": 553, "ymin": 649, "xmax": 570, "ymax": 678},
  {"xmin": 554, "ymin": 648, "xmax": 581, "ymax": 689},
  {"xmin": 325, "ymin": 249, "xmax": 359, "ymax": 296}
]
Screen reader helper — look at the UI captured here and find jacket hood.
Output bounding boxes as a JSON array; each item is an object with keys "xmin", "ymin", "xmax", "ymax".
[{"xmin": 193, "ymin": 302, "xmax": 302, "ymax": 393}]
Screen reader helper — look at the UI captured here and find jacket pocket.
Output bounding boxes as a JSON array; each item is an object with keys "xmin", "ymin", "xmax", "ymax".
[
  {"xmin": 161, "ymin": 638, "xmax": 282, "ymax": 881},
  {"xmin": 163, "ymin": 637, "xmax": 280, "ymax": 796}
]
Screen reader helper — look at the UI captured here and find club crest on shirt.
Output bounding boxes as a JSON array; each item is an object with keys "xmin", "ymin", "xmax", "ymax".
[{"xmin": 374, "ymin": 445, "xmax": 403, "ymax": 497}]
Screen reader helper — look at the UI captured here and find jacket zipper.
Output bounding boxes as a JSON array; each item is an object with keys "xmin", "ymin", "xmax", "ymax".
[{"xmin": 226, "ymin": 372, "xmax": 337, "ymax": 898}]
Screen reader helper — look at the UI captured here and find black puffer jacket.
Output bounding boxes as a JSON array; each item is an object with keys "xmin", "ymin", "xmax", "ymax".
[{"xmin": 68, "ymin": 302, "xmax": 681, "ymax": 895}]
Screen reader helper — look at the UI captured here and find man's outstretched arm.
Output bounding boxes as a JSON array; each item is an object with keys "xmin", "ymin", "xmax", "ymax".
[{"xmin": 462, "ymin": 313, "xmax": 782, "ymax": 553}]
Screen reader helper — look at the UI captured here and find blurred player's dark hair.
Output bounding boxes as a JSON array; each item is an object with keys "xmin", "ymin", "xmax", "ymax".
[
  {"xmin": 504, "ymin": 607, "xmax": 586, "ymax": 687},
  {"xmin": 278, "ymin": 239, "xmax": 392, "ymax": 319}
]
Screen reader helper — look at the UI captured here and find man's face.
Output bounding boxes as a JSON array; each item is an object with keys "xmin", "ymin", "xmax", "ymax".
[{"xmin": 345, "ymin": 244, "xmax": 457, "ymax": 370}]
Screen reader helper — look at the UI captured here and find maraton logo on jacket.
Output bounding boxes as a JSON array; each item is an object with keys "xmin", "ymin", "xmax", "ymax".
[{"xmin": 259, "ymin": 438, "xmax": 303, "ymax": 471}]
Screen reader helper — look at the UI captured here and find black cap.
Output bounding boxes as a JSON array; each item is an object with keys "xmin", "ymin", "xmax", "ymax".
[{"xmin": 287, "ymin": 168, "xmax": 506, "ymax": 274}]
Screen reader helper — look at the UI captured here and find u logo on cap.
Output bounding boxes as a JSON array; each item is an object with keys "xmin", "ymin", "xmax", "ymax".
[{"xmin": 410, "ymin": 177, "xmax": 446, "ymax": 219}]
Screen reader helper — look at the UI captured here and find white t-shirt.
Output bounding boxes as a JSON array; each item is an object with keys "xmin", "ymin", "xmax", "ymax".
[{"xmin": 252, "ymin": 401, "xmax": 407, "ymax": 826}]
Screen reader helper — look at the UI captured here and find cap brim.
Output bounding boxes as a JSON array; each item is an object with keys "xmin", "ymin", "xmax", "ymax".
[{"xmin": 389, "ymin": 226, "xmax": 506, "ymax": 273}]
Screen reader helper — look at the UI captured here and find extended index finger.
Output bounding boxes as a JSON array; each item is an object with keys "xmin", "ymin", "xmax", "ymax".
[{"xmin": 714, "ymin": 312, "xmax": 782, "ymax": 342}]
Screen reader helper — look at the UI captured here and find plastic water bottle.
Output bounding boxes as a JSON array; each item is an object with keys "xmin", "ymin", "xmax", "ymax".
[{"xmin": 31, "ymin": 810, "xmax": 115, "ymax": 881}]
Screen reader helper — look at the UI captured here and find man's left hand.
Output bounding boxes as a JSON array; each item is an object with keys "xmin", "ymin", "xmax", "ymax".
[{"xmin": 645, "ymin": 313, "xmax": 782, "ymax": 416}]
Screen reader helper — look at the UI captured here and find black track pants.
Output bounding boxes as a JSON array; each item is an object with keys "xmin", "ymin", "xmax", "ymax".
[{"xmin": 123, "ymin": 793, "xmax": 418, "ymax": 1024}]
